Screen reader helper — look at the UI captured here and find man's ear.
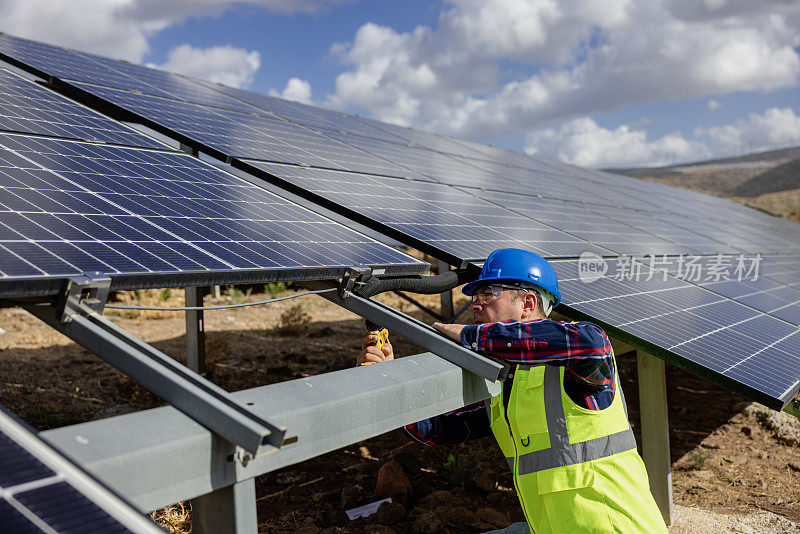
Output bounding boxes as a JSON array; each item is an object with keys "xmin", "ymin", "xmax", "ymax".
[{"xmin": 523, "ymin": 291, "xmax": 538, "ymax": 315}]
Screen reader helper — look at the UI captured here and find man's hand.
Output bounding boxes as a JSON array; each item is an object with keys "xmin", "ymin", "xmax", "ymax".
[
  {"xmin": 357, "ymin": 335, "xmax": 394, "ymax": 365},
  {"xmin": 432, "ymin": 322, "xmax": 465, "ymax": 342}
]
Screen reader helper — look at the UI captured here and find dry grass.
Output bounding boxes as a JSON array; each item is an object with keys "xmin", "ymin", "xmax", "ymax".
[
  {"xmin": 150, "ymin": 502, "xmax": 192, "ymax": 533},
  {"xmin": 732, "ymin": 188, "xmax": 800, "ymax": 222}
]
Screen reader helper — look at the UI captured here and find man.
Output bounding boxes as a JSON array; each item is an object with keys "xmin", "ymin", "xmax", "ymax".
[{"xmin": 359, "ymin": 248, "xmax": 666, "ymax": 534}]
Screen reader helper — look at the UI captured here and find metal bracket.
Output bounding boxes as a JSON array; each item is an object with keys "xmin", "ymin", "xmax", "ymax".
[
  {"xmin": 303, "ymin": 280, "xmax": 509, "ymax": 382},
  {"xmin": 338, "ymin": 265, "xmax": 371, "ymax": 298},
  {"xmin": 57, "ymin": 272, "xmax": 111, "ymax": 323}
]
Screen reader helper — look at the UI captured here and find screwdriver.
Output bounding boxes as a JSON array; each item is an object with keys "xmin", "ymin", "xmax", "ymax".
[{"xmin": 361, "ymin": 319, "xmax": 389, "ymax": 365}]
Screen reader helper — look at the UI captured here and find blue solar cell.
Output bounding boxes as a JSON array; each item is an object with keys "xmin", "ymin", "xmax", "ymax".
[
  {"xmin": 193, "ymin": 77, "xmax": 410, "ymax": 141},
  {"xmin": 0, "ymin": 245, "xmax": 41, "ymax": 276},
  {"xmin": 3, "ymin": 242, "xmax": 77, "ymax": 275},
  {"xmin": 0, "ymin": 68, "xmax": 164, "ymax": 149},
  {"xmin": 0, "ymin": 500, "xmax": 41, "ymax": 533},
  {"xmin": 15, "ymin": 482, "xmax": 134, "ymax": 534},
  {"xmin": 0, "ymin": 432, "xmax": 54, "ymax": 488},
  {"xmin": 773, "ymin": 305, "xmax": 800, "ymax": 326}
]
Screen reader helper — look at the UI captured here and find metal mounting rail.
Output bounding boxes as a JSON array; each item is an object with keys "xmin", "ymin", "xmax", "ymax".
[
  {"xmin": 302, "ymin": 280, "xmax": 509, "ymax": 382},
  {"xmin": 25, "ymin": 303, "xmax": 286, "ymax": 460}
]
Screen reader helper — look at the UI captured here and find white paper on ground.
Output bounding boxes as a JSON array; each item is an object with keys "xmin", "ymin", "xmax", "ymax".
[{"xmin": 345, "ymin": 497, "xmax": 393, "ymax": 520}]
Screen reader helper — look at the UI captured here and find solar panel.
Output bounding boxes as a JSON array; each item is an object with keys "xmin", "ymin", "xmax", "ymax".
[
  {"xmin": 69, "ymin": 83, "xmax": 428, "ymax": 181},
  {"xmin": 552, "ymin": 255, "xmax": 800, "ymax": 408},
  {"xmin": 0, "ymin": 405, "xmax": 163, "ymax": 533},
  {"xmin": 0, "ymin": 133, "xmax": 426, "ymax": 296},
  {"xmin": 243, "ymin": 161, "xmax": 610, "ymax": 262},
  {"xmin": 0, "ymin": 69, "xmax": 164, "ymax": 149}
]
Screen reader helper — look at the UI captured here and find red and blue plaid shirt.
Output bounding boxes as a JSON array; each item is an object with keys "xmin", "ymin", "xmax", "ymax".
[{"xmin": 406, "ymin": 319, "xmax": 617, "ymax": 446}]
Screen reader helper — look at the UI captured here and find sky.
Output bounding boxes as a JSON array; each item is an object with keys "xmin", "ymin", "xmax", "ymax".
[{"xmin": 0, "ymin": 0, "xmax": 799, "ymax": 169}]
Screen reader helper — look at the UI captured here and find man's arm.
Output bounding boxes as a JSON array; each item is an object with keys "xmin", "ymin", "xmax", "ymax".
[
  {"xmin": 436, "ymin": 319, "xmax": 613, "ymax": 366},
  {"xmin": 405, "ymin": 401, "xmax": 491, "ymax": 445},
  {"xmin": 432, "ymin": 322, "xmax": 464, "ymax": 341}
]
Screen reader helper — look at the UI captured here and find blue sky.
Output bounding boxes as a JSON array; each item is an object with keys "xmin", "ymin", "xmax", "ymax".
[{"xmin": 1, "ymin": 0, "xmax": 798, "ymax": 168}]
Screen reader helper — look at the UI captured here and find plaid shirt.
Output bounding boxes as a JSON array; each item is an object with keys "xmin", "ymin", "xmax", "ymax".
[{"xmin": 406, "ymin": 319, "xmax": 617, "ymax": 446}]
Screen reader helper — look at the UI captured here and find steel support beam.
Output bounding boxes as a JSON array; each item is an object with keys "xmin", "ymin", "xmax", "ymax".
[
  {"xmin": 185, "ymin": 286, "xmax": 206, "ymax": 374},
  {"xmin": 25, "ymin": 304, "xmax": 284, "ymax": 458},
  {"xmin": 41, "ymin": 352, "xmax": 500, "ymax": 512},
  {"xmin": 302, "ymin": 281, "xmax": 509, "ymax": 382},
  {"xmin": 192, "ymin": 478, "xmax": 257, "ymax": 534},
  {"xmin": 637, "ymin": 350, "xmax": 673, "ymax": 526}
]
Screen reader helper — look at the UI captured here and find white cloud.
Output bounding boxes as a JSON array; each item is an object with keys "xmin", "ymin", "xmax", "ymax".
[
  {"xmin": 524, "ymin": 118, "xmax": 709, "ymax": 168},
  {"xmin": 525, "ymin": 107, "xmax": 800, "ymax": 168},
  {"xmin": 697, "ymin": 107, "xmax": 800, "ymax": 154},
  {"xmin": 150, "ymin": 44, "xmax": 260, "ymax": 88},
  {"xmin": 707, "ymin": 100, "xmax": 722, "ymax": 111},
  {"xmin": 270, "ymin": 77, "xmax": 313, "ymax": 104},
  {"xmin": 328, "ymin": 0, "xmax": 800, "ymax": 143},
  {"xmin": 0, "ymin": 0, "xmax": 350, "ymax": 62}
]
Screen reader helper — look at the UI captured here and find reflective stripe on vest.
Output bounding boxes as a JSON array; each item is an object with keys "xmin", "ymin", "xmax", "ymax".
[{"xmin": 514, "ymin": 365, "xmax": 637, "ymax": 476}]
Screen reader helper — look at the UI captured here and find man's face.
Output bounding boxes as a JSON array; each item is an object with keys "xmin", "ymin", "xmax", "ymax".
[{"xmin": 470, "ymin": 285, "xmax": 527, "ymax": 324}]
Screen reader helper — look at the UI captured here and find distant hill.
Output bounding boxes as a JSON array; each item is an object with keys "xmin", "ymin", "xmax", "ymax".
[
  {"xmin": 609, "ymin": 145, "xmax": 800, "ymax": 223},
  {"xmin": 606, "ymin": 145, "xmax": 800, "ymax": 176},
  {"xmin": 730, "ymin": 158, "xmax": 800, "ymax": 197}
]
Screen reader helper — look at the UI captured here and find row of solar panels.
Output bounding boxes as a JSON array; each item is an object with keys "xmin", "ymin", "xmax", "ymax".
[{"xmin": 0, "ymin": 34, "xmax": 797, "ymax": 410}]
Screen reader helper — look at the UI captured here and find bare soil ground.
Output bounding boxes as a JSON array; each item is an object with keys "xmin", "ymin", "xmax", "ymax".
[{"xmin": 1, "ymin": 288, "xmax": 798, "ymax": 533}]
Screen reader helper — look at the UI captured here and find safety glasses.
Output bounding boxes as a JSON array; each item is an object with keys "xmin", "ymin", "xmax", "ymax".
[{"xmin": 472, "ymin": 284, "xmax": 525, "ymax": 303}]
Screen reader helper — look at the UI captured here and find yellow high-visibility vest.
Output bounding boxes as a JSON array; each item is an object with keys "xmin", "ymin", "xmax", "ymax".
[{"xmin": 489, "ymin": 356, "xmax": 667, "ymax": 533}]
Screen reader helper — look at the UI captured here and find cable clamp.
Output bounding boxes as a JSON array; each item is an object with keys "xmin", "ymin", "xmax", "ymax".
[
  {"xmin": 57, "ymin": 272, "xmax": 111, "ymax": 323},
  {"xmin": 338, "ymin": 265, "xmax": 372, "ymax": 298}
]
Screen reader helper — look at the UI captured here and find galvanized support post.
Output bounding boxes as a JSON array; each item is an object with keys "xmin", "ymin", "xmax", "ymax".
[
  {"xmin": 185, "ymin": 287, "xmax": 206, "ymax": 374},
  {"xmin": 192, "ymin": 478, "xmax": 257, "ymax": 534},
  {"xmin": 637, "ymin": 350, "xmax": 673, "ymax": 525},
  {"xmin": 438, "ymin": 260, "xmax": 454, "ymax": 320}
]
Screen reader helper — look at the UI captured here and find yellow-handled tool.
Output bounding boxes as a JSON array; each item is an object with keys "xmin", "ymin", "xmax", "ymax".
[{"xmin": 361, "ymin": 319, "xmax": 389, "ymax": 365}]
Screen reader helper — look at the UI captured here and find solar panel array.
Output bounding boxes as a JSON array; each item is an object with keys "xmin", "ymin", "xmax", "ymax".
[
  {"xmin": 0, "ymin": 37, "xmax": 427, "ymax": 296},
  {"xmin": 0, "ymin": 405, "xmax": 161, "ymax": 533},
  {"xmin": 0, "ymin": 31, "xmax": 798, "ymax": 410},
  {"xmin": 0, "ymin": 134, "xmax": 422, "ymax": 291}
]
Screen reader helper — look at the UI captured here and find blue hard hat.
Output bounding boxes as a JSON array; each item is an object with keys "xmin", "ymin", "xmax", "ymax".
[{"xmin": 462, "ymin": 248, "xmax": 561, "ymax": 307}]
